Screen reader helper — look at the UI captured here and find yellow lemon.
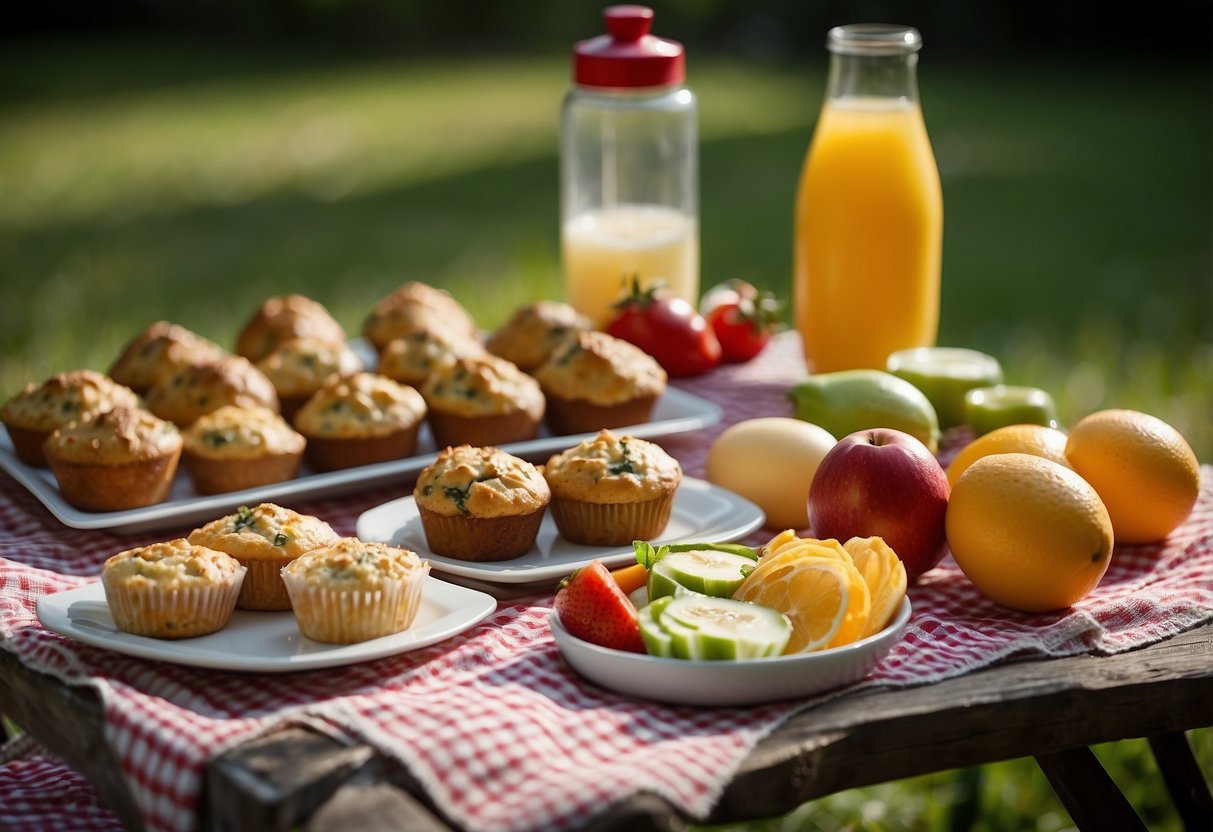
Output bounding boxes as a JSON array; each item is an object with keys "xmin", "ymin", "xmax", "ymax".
[
  {"xmin": 1064, "ymin": 409, "xmax": 1201, "ymax": 544},
  {"xmin": 946, "ymin": 423, "xmax": 1071, "ymax": 487},
  {"xmin": 946, "ymin": 453, "xmax": 1114, "ymax": 613}
]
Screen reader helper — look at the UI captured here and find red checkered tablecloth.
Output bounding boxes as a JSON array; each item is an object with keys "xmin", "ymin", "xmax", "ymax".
[{"xmin": 2, "ymin": 334, "xmax": 1212, "ymax": 832}]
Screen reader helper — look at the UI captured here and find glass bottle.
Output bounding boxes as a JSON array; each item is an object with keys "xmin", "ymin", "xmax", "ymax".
[
  {"xmin": 793, "ymin": 24, "xmax": 943, "ymax": 373},
  {"xmin": 561, "ymin": 5, "xmax": 698, "ymax": 327}
]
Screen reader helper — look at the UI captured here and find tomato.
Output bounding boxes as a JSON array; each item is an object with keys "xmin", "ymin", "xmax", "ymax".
[
  {"xmin": 701, "ymin": 279, "xmax": 783, "ymax": 363},
  {"xmin": 606, "ymin": 279, "xmax": 721, "ymax": 378}
]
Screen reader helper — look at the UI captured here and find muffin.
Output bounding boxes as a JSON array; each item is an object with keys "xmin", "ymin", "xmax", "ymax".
[
  {"xmin": 281, "ymin": 538, "xmax": 430, "ymax": 643},
  {"xmin": 292, "ymin": 372, "xmax": 427, "ymax": 472},
  {"xmin": 414, "ymin": 445, "xmax": 551, "ymax": 561},
  {"xmin": 376, "ymin": 326, "xmax": 485, "ymax": 388},
  {"xmin": 1, "ymin": 369, "xmax": 142, "ymax": 466},
  {"xmin": 235, "ymin": 294, "xmax": 346, "ymax": 362},
  {"xmin": 43, "ymin": 406, "xmax": 183, "ymax": 512},
  {"xmin": 533, "ymin": 330, "xmax": 667, "ymax": 435},
  {"xmin": 256, "ymin": 337, "xmax": 363, "ymax": 419},
  {"xmin": 542, "ymin": 430, "xmax": 682, "ymax": 546},
  {"xmin": 181, "ymin": 406, "xmax": 306, "ymax": 495},
  {"xmin": 108, "ymin": 321, "xmax": 227, "ymax": 395},
  {"xmin": 421, "ymin": 354, "xmax": 544, "ymax": 448},
  {"xmin": 189, "ymin": 502, "xmax": 340, "ymax": 611},
  {"xmin": 144, "ymin": 355, "xmax": 279, "ymax": 428},
  {"xmin": 362, "ymin": 281, "xmax": 477, "ymax": 352},
  {"xmin": 102, "ymin": 538, "xmax": 245, "ymax": 639},
  {"xmin": 485, "ymin": 301, "xmax": 590, "ymax": 372}
]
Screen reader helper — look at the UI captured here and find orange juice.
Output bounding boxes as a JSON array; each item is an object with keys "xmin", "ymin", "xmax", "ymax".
[
  {"xmin": 563, "ymin": 204, "xmax": 698, "ymax": 327},
  {"xmin": 794, "ymin": 96, "xmax": 943, "ymax": 373}
]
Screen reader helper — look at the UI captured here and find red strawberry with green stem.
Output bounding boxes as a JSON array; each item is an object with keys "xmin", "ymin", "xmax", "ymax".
[{"xmin": 554, "ymin": 560, "xmax": 646, "ymax": 653}]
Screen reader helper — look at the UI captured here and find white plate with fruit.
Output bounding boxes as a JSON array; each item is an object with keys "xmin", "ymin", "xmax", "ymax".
[{"xmin": 549, "ymin": 536, "xmax": 913, "ymax": 707}]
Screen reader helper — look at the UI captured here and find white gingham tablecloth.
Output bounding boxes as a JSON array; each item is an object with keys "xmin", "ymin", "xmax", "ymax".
[{"xmin": 2, "ymin": 333, "xmax": 1211, "ymax": 832}]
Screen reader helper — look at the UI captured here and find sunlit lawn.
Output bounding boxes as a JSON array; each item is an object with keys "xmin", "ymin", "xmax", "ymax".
[{"xmin": 1, "ymin": 35, "xmax": 1210, "ymax": 830}]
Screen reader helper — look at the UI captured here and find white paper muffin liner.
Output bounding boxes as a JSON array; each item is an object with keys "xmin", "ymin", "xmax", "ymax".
[
  {"xmin": 281, "ymin": 563, "xmax": 430, "ymax": 644},
  {"xmin": 102, "ymin": 568, "xmax": 246, "ymax": 639}
]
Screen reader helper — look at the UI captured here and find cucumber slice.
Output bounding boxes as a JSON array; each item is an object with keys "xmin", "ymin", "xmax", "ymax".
[
  {"xmin": 646, "ymin": 549, "xmax": 756, "ymax": 601},
  {"xmin": 660, "ymin": 596, "xmax": 792, "ymax": 660},
  {"xmin": 637, "ymin": 597, "xmax": 673, "ymax": 657}
]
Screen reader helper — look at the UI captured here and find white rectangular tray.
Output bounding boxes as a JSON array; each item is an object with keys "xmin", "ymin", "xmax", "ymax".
[{"xmin": 0, "ymin": 387, "xmax": 720, "ymax": 535}]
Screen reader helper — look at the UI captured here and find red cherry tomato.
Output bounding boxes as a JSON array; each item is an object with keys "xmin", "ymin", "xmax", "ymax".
[
  {"xmin": 700, "ymin": 279, "xmax": 783, "ymax": 363},
  {"xmin": 606, "ymin": 279, "xmax": 721, "ymax": 378}
]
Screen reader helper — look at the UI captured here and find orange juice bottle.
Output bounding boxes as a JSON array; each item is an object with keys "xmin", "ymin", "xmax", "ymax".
[{"xmin": 794, "ymin": 24, "xmax": 943, "ymax": 373}]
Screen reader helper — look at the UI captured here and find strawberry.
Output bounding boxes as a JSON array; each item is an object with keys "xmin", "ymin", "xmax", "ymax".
[{"xmin": 554, "ymin": 560, "xmax": 646, "ymax": 653}]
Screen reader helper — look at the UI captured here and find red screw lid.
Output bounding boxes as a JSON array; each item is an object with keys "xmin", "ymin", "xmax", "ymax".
[{"xmin": 573, "ymin": 5, "xmax": 685, "ymax": 89}]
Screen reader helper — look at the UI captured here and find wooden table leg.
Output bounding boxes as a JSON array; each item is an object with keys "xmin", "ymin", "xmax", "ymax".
[
  {"xmin": 1148, "ymin": 731, "xmax": 1213, "ymax": 832},
  {"xmin": 1035, "ymin": 747, "xmax": 1148, "ymax": 832}
]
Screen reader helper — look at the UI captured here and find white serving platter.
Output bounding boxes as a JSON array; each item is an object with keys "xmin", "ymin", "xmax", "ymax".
[
  {"xmin": 550, "ymin": 597, "xmax": 912, "ymax": 707},
  {"xmin": 36, "ymin": 576, "xmax": 497, "ymax": 673},
  {"xmin": 0, "ymin": 387, "xmax": 720, "ymax": 535},
  {"xmin": 355, "ymin": 477, "xmax": 765, "ymax": 584}
]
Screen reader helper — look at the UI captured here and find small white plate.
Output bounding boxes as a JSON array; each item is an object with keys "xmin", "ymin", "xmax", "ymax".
[
  {"xmin": 36, "ymin": 577, "xmax": 497, "ymax": 673},
  {"xmin": 550, "ymin": 598, "xmax": 912, "ymax": 707},
  {"xmin": 0, "ymin": 386, "xmax": 720, "ymax": 534},
  {"xmin": 356, "ymin": 478, "xmax": 765, "ymax": 585}
]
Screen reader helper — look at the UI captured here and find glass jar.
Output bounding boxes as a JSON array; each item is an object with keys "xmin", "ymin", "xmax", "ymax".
[
  {"xmin": 560, "ymin": 5, "xmax": 698, "ymax": 327},
  {"xmin": 793, "ymin": 24, "xmax": 943, "ymax": 373}
]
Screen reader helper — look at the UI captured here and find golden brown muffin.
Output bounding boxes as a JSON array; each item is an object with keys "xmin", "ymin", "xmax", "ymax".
[
  {"xmin": 144, "ymin": 355, "xmax": 279, "ymax": 428},
  {"xmin": 421, "ymin": 354, "xmax": 544, "ymax": 448},
  {"xmin": 542, "ymin": 430, "xmax": 682, "ymax": 546},
  {"xmin": 181, "ymin": 406, "xmax": 306, "ymax": 495},
  {"xmin": 102, "ymin": 539, "xmax": 244, "ymax": 638},
  {"xmin": 1, "ymin": 370, "xmax": 142, "ymax": 466},
  {"xmin": 414, "ymin": 445, "xmax": 551, "ymax": 561},
  {"xmin": 292, "ymin": 372, "xmax": 427, "ymax": 471},
  {"xmin": 532, "ymin": 330, "xmax": 667, "ymax": 435},
  {"xmin": 485, "ymin": 301, "xmax": 590, "ymax": 372},
  {"xmin": 281, "ymin": 538, "xmax": 430, "ymax": 643},
  {"xmin": 108, "ymin": 321, "xmax": 227, "ymax": 395},
  {"xmin": 255, "ymin": 337, "xmax": 363, "ymax": 419},
  {"xmin": 43, "ymin": 406, "xmax": 183, "ymax": 512},
  {"xmin": 235, "ymin": 294, "xmax": 346, "ymax": 362},
  {"xmin": 362, "ymin": 281, "xmax": 478, "ymax": 352},
  {"xmin": 376, "ymin": 326, "xmax": 485, "ymax": 388},
  {"xmin": 189, "ymin": 502, "xmax": 340, "ymax": 611}
]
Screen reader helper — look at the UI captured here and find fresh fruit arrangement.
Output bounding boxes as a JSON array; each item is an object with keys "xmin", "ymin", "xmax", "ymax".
[{"xmin": 554, "ymin": 532, "xmax": 909, "ymax": 661}]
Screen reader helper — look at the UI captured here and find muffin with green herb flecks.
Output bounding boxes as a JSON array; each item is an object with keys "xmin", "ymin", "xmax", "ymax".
[
  {"xmin": 413, "ymin": 445, "xmax": 550, "ymax": 561},
  {"xmin": 421, "ymin": 354, "xmax": 544, "ymax": 448},
  {"xmin": 181, "ymin": 406, "xmax": 306, "ymax": 495},
  {"xmin": 541, "ymin": 430, "xmax": 681, "ymax": 546},
  {"xmin": 189, "ymin": 502, "xmax": 340, "ymax": 611},
  {"xmin": 292, "ymin": 372, "xmax": 426, "ymax": 472}
]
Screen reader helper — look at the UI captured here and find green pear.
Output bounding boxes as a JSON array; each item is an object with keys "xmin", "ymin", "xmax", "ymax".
[{"xmin": 787, "ymin": 369, "xmax": 941, "ymax": 453}]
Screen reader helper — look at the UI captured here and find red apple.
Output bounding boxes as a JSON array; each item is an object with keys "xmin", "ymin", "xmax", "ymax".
[{"xmin": 808, "ymin": 428, "xmax": 950, "ymax": 580}]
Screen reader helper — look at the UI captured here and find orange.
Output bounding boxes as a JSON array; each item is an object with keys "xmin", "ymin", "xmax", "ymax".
[
  {"xmin": 946, "ymin": 423, "xmax": 1071, "ymax": 488},
  {"xmin": 946, "ymin": 453, "xmax": 1114, "ymax": 613},
  {"xmin": 1064, "ymin": 409, "xmax": 1201, "ymax": 544},
  {"xmin": 733, "ymin": 546, "xmax": 870, "ymax": 653},
  {"xmin": 843, "ymin": 537, "xmax": 908, "ymax": 637}
]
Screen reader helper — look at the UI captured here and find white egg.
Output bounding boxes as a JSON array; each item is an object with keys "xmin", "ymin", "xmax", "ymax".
[{"xmin": 705, "ymin": 417, "xmax": 837, "ymax": 530}]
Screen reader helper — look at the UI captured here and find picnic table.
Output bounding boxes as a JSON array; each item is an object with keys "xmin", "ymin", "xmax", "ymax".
[{"xmin": 2, "ymin": 333, "xmax": 1211, "ymax": 832}]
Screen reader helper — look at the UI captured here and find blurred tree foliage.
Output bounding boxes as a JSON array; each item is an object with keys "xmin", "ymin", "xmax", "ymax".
[{"xmin": 6, "ymin": 0, "xmax": 1210, "ymax": 61}]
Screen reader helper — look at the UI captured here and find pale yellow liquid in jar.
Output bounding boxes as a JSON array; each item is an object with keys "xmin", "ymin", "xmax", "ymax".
[
  {"xmin": 794, "ymin": 96, "xmax": 943, "ymax": 373},
  {"xmin": 562, "ymin": 205, "xmax": 699, "ymax": 327}
]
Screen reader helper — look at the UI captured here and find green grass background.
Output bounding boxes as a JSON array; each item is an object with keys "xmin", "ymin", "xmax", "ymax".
[{"xmin": 1, "ymin": 36, "xmax": 1210, "ymax": 830}]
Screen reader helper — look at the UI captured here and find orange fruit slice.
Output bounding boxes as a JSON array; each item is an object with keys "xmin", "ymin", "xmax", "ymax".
[
  {"xmin": 946, "ymin": 423, "xmax": 1071, "ymax": 488},
  {"xmin": 733, "ymin": 547, "xmax": 870, "ymax": 652},
  {"xmin": 843, "ymin": 536, "xmax": 908, "ymax": 637},
  {"xmin": 1064, "ymin": 409, "xmax": 1200, "ymax": 544},
  {"xmin": 946, "ymin": 453, "xmax": 1114, "ymax": 612}
]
